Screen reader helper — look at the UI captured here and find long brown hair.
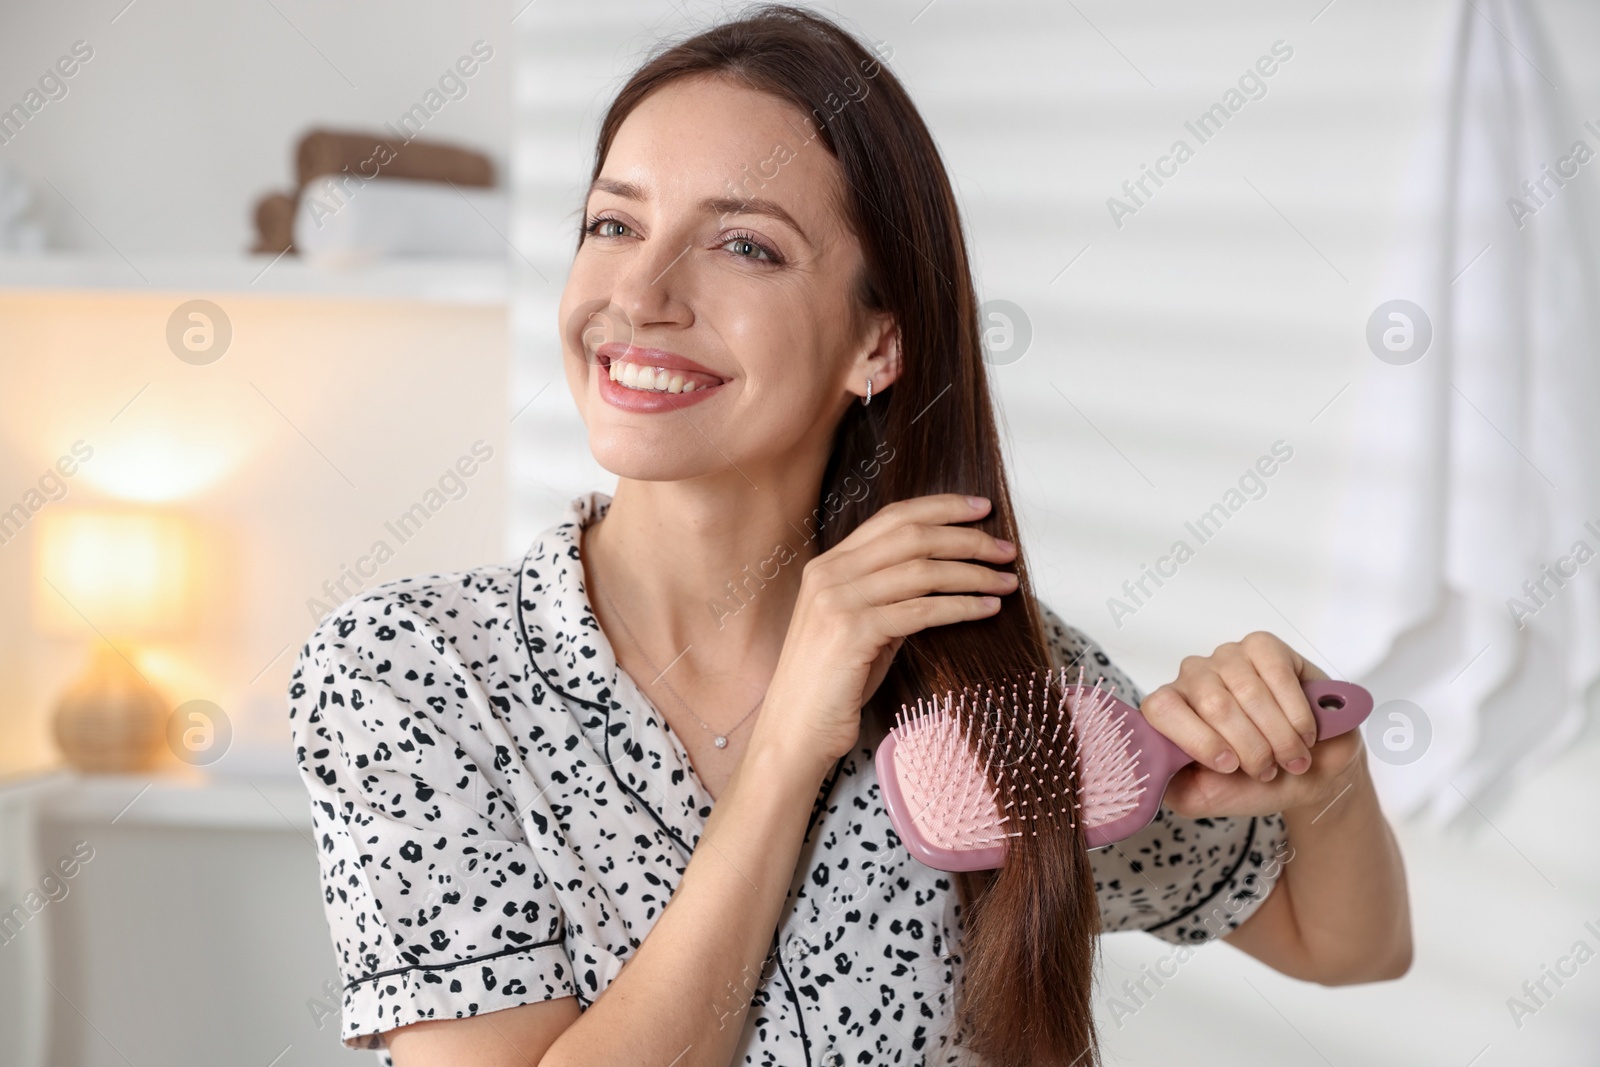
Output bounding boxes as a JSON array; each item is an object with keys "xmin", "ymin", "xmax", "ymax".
[{"xmin": 583, "ymin": 7, "xmax": 1101, "ymax": 1065}]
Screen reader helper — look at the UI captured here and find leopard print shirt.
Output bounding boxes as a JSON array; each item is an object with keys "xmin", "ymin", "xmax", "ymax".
[{"xmin": 287, "ymin": 491, "xmax": 1288, "ymax": 1065}]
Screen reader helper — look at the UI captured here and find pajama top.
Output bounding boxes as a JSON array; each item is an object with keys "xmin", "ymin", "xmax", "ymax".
[{"xmin": 288, "ymin": 490, "xmax": 1288, "ymax": 1065}]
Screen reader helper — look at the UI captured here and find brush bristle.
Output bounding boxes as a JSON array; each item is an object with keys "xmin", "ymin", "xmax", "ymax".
[
  {"xmin": 889, "ymin": 665, "xmax": 1146, "ymax": 850},
  {"xmin": 1071, "ymin": 673, "xmax": 1151, "ymax": 827}
]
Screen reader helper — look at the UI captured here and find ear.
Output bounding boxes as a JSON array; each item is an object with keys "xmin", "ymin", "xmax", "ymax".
[{"xmin": 848, "ymin": 310, "xmax": 901, "ymax": 402}]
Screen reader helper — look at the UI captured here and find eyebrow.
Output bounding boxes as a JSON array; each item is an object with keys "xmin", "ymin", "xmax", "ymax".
[{"xmin": 588, "ymin": 176, "xmax": 810, "ymax": 244}]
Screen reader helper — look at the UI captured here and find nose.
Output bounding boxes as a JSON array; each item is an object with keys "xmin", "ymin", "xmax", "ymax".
[{"xmin": 611, "ymin": 234, "xmax": 695, "ymax": 333}]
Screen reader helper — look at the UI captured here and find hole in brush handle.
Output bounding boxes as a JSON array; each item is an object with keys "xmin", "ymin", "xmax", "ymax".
[{"xmin": 1301, "ymin": 680, "xmax": 1373, "ymax": 741}]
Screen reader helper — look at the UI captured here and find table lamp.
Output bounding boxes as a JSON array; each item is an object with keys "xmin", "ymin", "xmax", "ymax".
[{"xmin": 32, "ymin": 508, "xmax": 198, "ymax": 773}]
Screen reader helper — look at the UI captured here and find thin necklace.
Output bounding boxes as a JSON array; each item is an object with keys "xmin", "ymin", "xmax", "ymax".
[{"xmin": 594, "ymin": 573, "xmax": 765, "ymax": 749}]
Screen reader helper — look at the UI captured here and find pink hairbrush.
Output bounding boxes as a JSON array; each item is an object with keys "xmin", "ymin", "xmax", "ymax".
[{"xmin": 875, "ymin": 666, "xmax": 1373, "ymax": 871}]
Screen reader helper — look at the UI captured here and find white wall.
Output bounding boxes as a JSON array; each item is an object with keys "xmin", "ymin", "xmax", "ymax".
[
  {"xmin": 0, "ymin": 0, "xmax": 517, "ymax": 772},
  {"xmin": 509, "ymin": 2, "xmax": 1600, "ymax": 1064},
  {"xmin": 509, "ymin": 0, "xmax": 1470, "ymax": 683},
  {"xmin": 0, "ymin": 0, "xmax": 510, "ymax": 254},
  {"xmin": 0, "ymin": 0, "xmax": 1597, "ymax": 1063},
  {"xmin": 0, "ymin": 292, "xmax": 509, "ymax": 775},
  {"xmin": 0, "ymin": 5, "xmax": 520, "ymax": 1066}
]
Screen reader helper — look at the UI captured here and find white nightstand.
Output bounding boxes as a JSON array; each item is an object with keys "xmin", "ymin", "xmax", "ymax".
[{"xmin": 0, "ymin": 771, "xmax": 349, "ymax": 1067}]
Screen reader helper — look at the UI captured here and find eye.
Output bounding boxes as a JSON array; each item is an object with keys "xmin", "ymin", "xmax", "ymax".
[
  {"xmin": 720, "ymin": 231, "xmax": 782, "ymax": 265},
  {"xmin": 583, "ymin": 214, "xmax": 635, "ymax": 239}
]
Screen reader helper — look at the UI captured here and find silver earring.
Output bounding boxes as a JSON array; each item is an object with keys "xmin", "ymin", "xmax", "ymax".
[{"xmin": 863, "ymin": 376, "xmax": 873, "ymax": 406}]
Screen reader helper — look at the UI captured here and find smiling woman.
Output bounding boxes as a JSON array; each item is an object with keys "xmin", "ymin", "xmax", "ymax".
[{"xmin": 287, "ymin": 6, "xmax": 1409, "ymax": 1067}]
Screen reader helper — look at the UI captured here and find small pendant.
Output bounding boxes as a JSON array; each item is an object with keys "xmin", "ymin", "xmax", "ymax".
[{"xmin": 714, "ymin": 735, "xmax": 728, "ymax": 749}]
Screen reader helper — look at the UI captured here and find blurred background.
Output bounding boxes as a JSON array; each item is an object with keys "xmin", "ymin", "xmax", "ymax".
[{"xmin": 1, "ymin": 0, "xmax": 1597, "ymax": 1064}]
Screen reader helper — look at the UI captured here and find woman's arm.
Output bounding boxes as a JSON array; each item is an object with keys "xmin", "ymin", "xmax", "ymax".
[
  {"xmin": 1141, "ymin": 631, "xmax": 1413, "ymax": 985},
  {"xmin": 387, "ymin": 738, "xmax": 836, "ymax": 1067},
  {"xmin": 1218, "ymin": 737, "xmax": 1413, "ymax": 983}
]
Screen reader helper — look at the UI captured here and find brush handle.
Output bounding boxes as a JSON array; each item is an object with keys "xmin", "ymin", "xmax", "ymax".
[
  {"xmin": 1300, "ymin": 679, "xmax": 1373, "ymax": 740},
  {"xmin": 1140, "ymin": 678, "xmax": 1373, "ymax": 776},
  {"xmin": 1080, "ymin": 677, "xmax": 1373, "ymax": 851}
]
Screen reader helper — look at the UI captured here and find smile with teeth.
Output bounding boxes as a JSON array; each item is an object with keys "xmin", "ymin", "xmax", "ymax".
[{"xmin": 607, "ymin": 360, "xmax": 723, "ymax": 394}]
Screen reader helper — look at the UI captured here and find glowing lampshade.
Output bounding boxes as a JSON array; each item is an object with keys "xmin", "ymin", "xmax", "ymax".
[
  {"xmin": 33, "ymin": 509, "xmax": 197, "ymax": 639},
  {"xmin": 32, "ymin": 508, "xmax": 199, "ymax": 773}
]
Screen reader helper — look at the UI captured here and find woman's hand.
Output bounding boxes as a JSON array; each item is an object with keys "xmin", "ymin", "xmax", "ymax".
[
  {"xmin": 753, "ymin": 493, "xmax": 1019, "ymax": 765},
  {"xmin": 1152, "ymin": 638, "xmax": 1413, "ymax": 988},
  {"xmin": 1140, "ymin": 631, "xmax": 1367, "ymax": 820}
]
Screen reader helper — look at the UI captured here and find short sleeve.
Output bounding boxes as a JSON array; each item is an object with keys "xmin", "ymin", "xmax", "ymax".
[
  {"xmin": 287, "ymin": 591, "xmax": 578, "ymax": 1053},
  {"xmin": 1038, "ymin": 603, "xmax": 1290, "ymax": 945}
]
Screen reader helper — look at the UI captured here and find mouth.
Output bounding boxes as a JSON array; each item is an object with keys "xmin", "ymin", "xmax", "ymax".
[{"xmin": 595, "ymin": 343, "xmax": 729, "ymax": 395}]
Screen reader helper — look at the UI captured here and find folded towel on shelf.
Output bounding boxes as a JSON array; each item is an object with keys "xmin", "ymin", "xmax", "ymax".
[
  {"xmin": 249, "ymin": 128, "xmax": 499, "ymax": 257},
  {"xmin": 292, "ymin": 175, "xmax": 508, "ymax": 262},
  {"xmin": 295, "ymin": 129, "xmax": 494, "ymax": 188},
  {"xmin": 250, "ymin": 191, "xmax": 296, "ymax": 254}
]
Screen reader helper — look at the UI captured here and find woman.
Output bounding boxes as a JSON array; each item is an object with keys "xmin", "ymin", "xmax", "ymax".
[{"xmin": 288, "ymin": 7, "xmax": 1411, "ymax": 1066}]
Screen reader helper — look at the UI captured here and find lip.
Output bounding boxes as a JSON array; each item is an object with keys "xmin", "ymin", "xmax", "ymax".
[
  {"xmin": 594, "ymin": 342, "xmax": 729, "ymax": 413},
  {"xmin": 596, "ymin": 343, "xmax": 726, "ymax": 379}
]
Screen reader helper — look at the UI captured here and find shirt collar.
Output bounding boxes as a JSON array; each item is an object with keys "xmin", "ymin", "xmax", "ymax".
[
  {"xmin": 515, "ymin": 489, "xmax": 621, "ymax": 715},
  {"xmin": 515, "ymin": 489, "xmax": 717, "ymax": 853},
  {"xmin": 514, "ymin": 490, "xmax": 853, "ymax": 859}
]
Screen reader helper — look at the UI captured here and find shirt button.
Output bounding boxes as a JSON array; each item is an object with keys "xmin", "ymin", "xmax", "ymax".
[{"xmin": 822, "ymin": 1051, "xmax": 844, "ymax": 1067}]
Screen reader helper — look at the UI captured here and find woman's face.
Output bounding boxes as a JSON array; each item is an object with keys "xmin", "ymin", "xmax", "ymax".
[{"xmin": 558, "ymin": 74, "xmax": 895, "ymax": 485}]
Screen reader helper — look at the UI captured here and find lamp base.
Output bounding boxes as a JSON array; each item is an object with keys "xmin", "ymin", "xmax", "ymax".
[{"xmin": 52, "ymin": 644, "xmax": 169, "ymax": 773}]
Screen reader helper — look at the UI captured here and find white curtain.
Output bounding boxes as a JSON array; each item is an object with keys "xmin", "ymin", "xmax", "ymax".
[
  {"xmin": 1322, "ymin": 0, "xmax": 1600, "ymax": 821},
  {"xmin": 508, "ymin": 0, "xmax": 1600, "ymax": 821}
]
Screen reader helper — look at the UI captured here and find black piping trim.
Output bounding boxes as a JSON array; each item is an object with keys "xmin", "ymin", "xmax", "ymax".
[
  {"xmin": 786, "ymin": 750, "xmax": 846, "ymax": 1067},
  {"xmin": 514, "ymin": 532, "xmax": 617, "ymax": 719},
  {"xmin": 807, "ymin": 753, "xmax": 848, "ymax": 841},
  {"xmin": 513, "ymin": 516, "xmax": 852, "ymax": 1066},
  {"xmin": 601, "ymin": 688, "xmax": 695, "ymax": 859},
  {"xmin": 511, "ymin": 532, "xmax": 698, "ymax": 866},
  {"xmin": 344, "ymin": 934, "xmax": 563, "ymax": 992},
  {"xmin": 774, "ymin": 948, "xmax": 810, "ymax": 1066},
  {"xmin": 1143, "ymin": 815, "xmax": 1260, "ymax": 934}
]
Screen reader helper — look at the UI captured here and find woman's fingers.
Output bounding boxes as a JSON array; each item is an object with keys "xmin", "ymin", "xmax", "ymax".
[
  {"xmin": 807, "ymin": 494, "xmax": 1016, "ymax": 608},
  {"xmin": 1140, "ymin": 685, "xmax": 1244, "ymax": 774},
  {"xmin": 835, "ymin": 493, "xmax": 996, "ymax": 553},
  {"xmin": 1145, "ymin": 633, "xmax": 1335, "ymax": 784},
  {"xmin": 1142, "ymin": 676, "xmax": 1278, "ymax": 780},
  {"xmin": 1165, "ymin": 730, "xmax": 1366, "ymax": 820},
  {"xmin": 798, "ymin": 493, "xmax": 1019, "ymax": 654},
  {"xmin": 1162, "ymin": 762, "xmax": 1285, "ymax": 820},
  {"xmin": 837, "ymin": 521, "xmax": 1016, "ymax": 574},
  {"xmin": 767, "ymin": 493, "xmax": 1014, "ymax": 763},
  {"xmin": 873, "ymin": 593, "xmax": 1004, "ymax": 636},
  {"xmin": 795, "ymin": 490, "xmax": 1024, "ymax": 651},
  {"xmin": 1241, "ymin": 632, "xmax": 1325, "ymax": 747},
  {"xmin": 797, "ymin": 491, "xmax": 1010, "ymax": 595},
  {"xmin": 845, "ymin": 557, "xmax": 1019, "ymax": 605},
  {"xmin": 1218, "ymin": 657, "xmax": 1312, "ymax": 775},
  {"xmin": 805, "ymin": 558, "xmax": 1014, "ymax": 646}
]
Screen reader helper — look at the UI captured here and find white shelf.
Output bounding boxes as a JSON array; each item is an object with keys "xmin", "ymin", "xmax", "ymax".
[
  {"xmin": 0, "ymin": 253, "xmax": 512, "ymax": 305},
  {"xmin": 0, "ymin": 771, "xmax": 312, "ymax": 831}
]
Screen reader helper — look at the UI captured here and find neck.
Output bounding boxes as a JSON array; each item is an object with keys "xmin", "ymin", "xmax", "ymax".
[{"xmin": 582, "ymin": 462, "xmax": 830, "ymax": 674}]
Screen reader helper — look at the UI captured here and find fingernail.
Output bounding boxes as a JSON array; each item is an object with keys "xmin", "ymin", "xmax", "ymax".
[
  {"xmin": 995, "ymin": 538, "xmax": 1015, "ymax": 552},
  {"xmin": 1287, "ymin": 757, "xmax": 1310, "ymax": 774},
  {"xmin": 981, "ymin": 596, "xmax": 1001, "ymax": 608},
  {"xmin": 1259, "ymin": 765, "xmax": 1278, "ymax": 782},
  {"xmin": 967, "ymin": 495, "xmax": 989, "ymax": 510},
  {"xmin": 1214, "ymin": 751, "xmax": 1239, "ymax": 773},
  {"xmin": 1301, "ymin": 730, "xmax": 1317, "ymax": 748}
]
